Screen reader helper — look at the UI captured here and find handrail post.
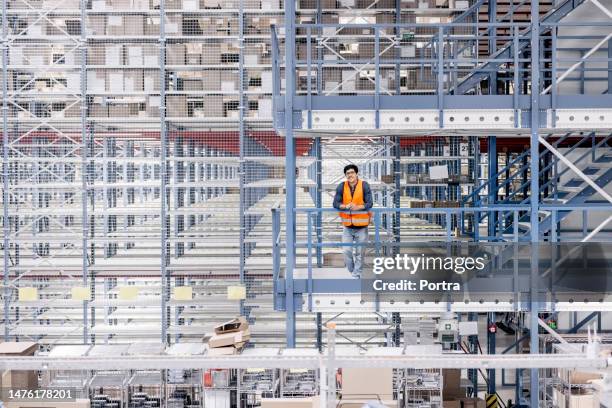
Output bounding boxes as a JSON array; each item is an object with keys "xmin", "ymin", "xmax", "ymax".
[
  {"xmin": 272, "ymin": 208, "xmax": 280, "ymax": 284},
  {"xmin": 374, "ymin": 211, "xmax": 381, "ymax": 257},
  {"xmin": 437, "ymin": 26, "xmax": 444, "ymax": 127},
  {"xmin": 307, "ymin": 212, "xmax": 313, "ymax": 312}
]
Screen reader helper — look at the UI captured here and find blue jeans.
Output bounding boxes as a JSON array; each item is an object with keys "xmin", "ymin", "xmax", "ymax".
[{"xmin": 342, "ymin": 226, "xmax": 368, "ymax": 277}]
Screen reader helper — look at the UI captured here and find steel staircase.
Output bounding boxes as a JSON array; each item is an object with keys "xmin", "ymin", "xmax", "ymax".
[
  {"xmin": 452, "ymin": 0, "xmax": 588, "ymax": 95},
  {"xmin": 463, "ymin": 134, "xmax": 612, "ymax": 241}
]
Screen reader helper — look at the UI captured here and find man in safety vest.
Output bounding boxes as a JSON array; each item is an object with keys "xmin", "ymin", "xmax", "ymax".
[{"xmin": 332, "ymin": 164, "xmax": 373, "ymax": 278}]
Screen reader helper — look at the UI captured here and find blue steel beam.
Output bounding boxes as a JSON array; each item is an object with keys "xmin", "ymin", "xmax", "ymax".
[
  {"xmin": 529, "ymin": 0, "xmax": 541, "ymax": 406},
  {"xmin": 285, "ymin": 0, "xmax": 297, "ymax": 348},
  {"xmin": 289, "ymin": 94, "xmax": 612, "ymax": 112}
]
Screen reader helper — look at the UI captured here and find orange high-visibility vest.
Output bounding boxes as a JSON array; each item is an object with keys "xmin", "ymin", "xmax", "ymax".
[{"xmin": 339, "ymin": 179, "xmax": 371, "ymax": 227}]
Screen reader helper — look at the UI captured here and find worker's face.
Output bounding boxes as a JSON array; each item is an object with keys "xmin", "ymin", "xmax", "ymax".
[{"xmin": 345, "ymin": 169, "xmax": 357, "ymax": 183}]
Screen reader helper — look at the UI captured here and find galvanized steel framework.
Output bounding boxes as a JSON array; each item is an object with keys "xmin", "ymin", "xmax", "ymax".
[
  {"xmin": 0, "ymin": 0, "xmax": 291, "ymax": 344},
  {"xmin": 275, "ymin": 0, "xmax": 612, "ymax": 406}
]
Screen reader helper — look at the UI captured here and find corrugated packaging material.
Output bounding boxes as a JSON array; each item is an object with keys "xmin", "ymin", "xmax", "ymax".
[
  {"xmin": 2, "ymin": 369, "xmax": 38, "ymax": 389},
  {"xmin": 207, "ymin": 329, "xmax": 251, "ymax": 348},
  {"xmin": 202, "ymin": 71, "xmax": 221, "ymax": 90},
  {"xmin": 381, "ymin": 175, "xmax": 394, "ymax": 184},
  {"xmin": 0, "ymin": 342, "xmax": 38, "ymax": 355},
  {"xmin": 124, "ymin": 15, "xmax": 144, "ymax": 35},
  {"xmin": 569, "ymin": 371, "xmax": 603, "ymax": 384},
  {"xmin": 5, "ymin": 400, "xmax": 90, "ymax": 408},
  {"xmin": 167, "ymin": 44, "xmax": 186, "ymax": 65},
  {"xmin": 442, "ymin": 369, "xmax": 462, "ymax": 399},
  {"xmin": 459, "ymin": 398, "xmax": 486, "ymax": 408},
  {"xmin": 204, "ymin": 97, "xmax": 224, "ymax": 117},
  {"xmin": 336, "ymin": 401, "xmax": 397, "ymax": 408},
  {"xmin": 202, "ymin": 44, "xmax": 221, "ymax": 63},
  {"xmin": 167, "ymin": 95, "xmax": 187, "ymax": 117},
  {"xmin": 443, "ymin": 400, "xmax": 461, "ymax": 408},
  {"xmin": 0, "ymin": 342, "xmax": 39, "ymax": 391},
  {"xmin": 569, "ymin": 392, "xmax": 599, "ymax": 408},
  {"xmin": 208, "ymin": 316, "xmax": 250, "ymax": 351},
  {"xmin": 207, "ymin": 346, "xmax": 238, "ymax": 356},
  {"xmin": 213, "ymin": 316, "xmax": 248, "ymax": 335},
  {"xmin": 341, "ymin": 367, "xmax": 394, "ymax": 399},
  {"xmin": 260, "ymin": 398, "xmax": 314, "ymax": 408}
]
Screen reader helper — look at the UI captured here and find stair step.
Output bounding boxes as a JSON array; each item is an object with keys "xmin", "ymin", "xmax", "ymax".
[
  {"xmin": 542, "ymin": 198, "xmax": 568, "ymax": 204},
  {"xmin": 518, "ymin": 222, "xmax": 531, "ymax": 231},
  {"xmin": 582, "ymin": 167, "xmax": 601, "ymax": 176},
  {"xmin": 594, "ymin": 154, "xmax": 612, "ymax": 163},
  {"xmin": 564, "ymin": 179, "xmax": 584, "ymax": 188}
]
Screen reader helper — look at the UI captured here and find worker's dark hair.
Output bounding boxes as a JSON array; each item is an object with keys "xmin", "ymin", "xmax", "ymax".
[{"xmin": 343, "ymin": 164, "xmax": 358, "ymax": 174}]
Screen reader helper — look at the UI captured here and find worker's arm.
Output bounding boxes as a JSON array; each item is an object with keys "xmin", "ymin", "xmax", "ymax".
[
  {"xmin": 363, "ymin": 181, "xmax": 373, "ymax": 210},
  {"xmin": 333, "ymin": 183, "xmax": 346, "ymax": 210}
]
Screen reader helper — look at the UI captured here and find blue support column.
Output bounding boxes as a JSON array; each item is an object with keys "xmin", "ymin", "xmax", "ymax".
[
  {"xmin": 608, "ymin": 40, "xmax": 611, "ymax": 93},
  {"xmin": 529, "ymin": 0, "xmax": 541, "ymax": 405},
  {"xmin": 395, "ymin": 0, "xmax": 401, "ymax": 95},
  {"xmin": 488, "ymin": 136, "xmax": 497, "ymax": 238},
  {"xmin": 488, "ymin": 0, "xmax": 497, "ymax": 93},
  {"xmin": 315, "ymin": 138, "xmax": 322, "ymax": 267},
  {"xmin": 487, "ymin": 312, "xmax": 496, "ymax": 396},
  {"xmin": 1, "ymin": 0, "xmax": 9, "ymax": 341},
  {"xmin": 285, "ymin": 0, "xmax": 297, "ymax": 348},
  {"xmin": 394, "ymin": 136, "xmax": 401, "ymax": 252}
]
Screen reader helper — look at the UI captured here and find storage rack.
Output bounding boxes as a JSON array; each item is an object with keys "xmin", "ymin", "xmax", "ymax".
[{"xmin": 274, "ymin": 2, "xmax": 612, "ymax": 408}]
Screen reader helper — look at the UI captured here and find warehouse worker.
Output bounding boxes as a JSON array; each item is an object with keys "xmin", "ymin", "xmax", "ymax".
[{"xmin": 333, "ymin": 164, "xmax": 373, "ymax": 278}]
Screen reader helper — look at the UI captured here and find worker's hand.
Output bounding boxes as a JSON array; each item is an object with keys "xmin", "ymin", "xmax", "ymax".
[
  {"xmin": 354, "ymin": 205, "xmax": 365, "ymax": 211},
  {"xmin": 345, "ymin": 203, "xmax": 354, "ymax": 210}
]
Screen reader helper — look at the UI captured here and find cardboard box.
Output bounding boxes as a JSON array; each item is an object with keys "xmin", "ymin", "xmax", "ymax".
[
  {"xmin": 443, "ymin": 400, "xmax": 461, "ymax": 408},
  {"xmin": 381, "ymin": 175, "xmax": 394, "ymax": 184},
  {"xmin": 214, "ymin": 317, "xmax": 249, "ymax": 335},
  {"xmin": 5, "ymin": 400, "xmax": 90, "ymax": 408},
  {"xmin": 167, "ymin": 95, "xmax": 187, "ymax": 117},
  {"xmin": 459, "ymin": 398, "xmax": 486, "ymax": 408},
  {"xmin": 569, "ymin": 371, "xmax": 603, "ymax": 384},
  {"xmin": 0, "ymin": 342, "xmax": 38, "ymax": 355},
  {"xmin": 336, "ymin": 401, "xmax": 397, "ymax": 408},
  {"xmin": 341, "ymin": 368, "xmax": 393, "ymax": 399},
  {"xmin": 0, "ymin": 343, "xmax": 39, "ymax": 391},
  {"xmin": 208, "ymin": 329, "xmax": 251, "ymax": 348},
  {"xmin": 568, "ymin": 392, "xmax": 599, "ymax": 408},
  {"xmin": 125, "ymin": 15, "xmax": 144, "ymax": 35},
  {"xmin": 442, "ymin": 369, "xmax": 462, "ymax": 399},
  {"xmin": 2, "ymin": 369, "xmax": 38, "ymax": 389},
  {"xmin": 260, "ymin": 398, "xmax": 314, "ymax": 408},
  {"xmin": 167, "ymin": 44, "xmax": 186, "ymax": 65},
  {"xmin": 207, "ymin": 346, "xmax": 237, "ymax": 356}
]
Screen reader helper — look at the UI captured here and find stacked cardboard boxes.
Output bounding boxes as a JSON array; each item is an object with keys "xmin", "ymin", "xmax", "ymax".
[
  {"xmin": 5, "ymin": 401, "xmax": 91, "ymax": 408},
  {"xmin": 339, "ymin": 367, "xmax": 396, "ymax": 407},
  {"xmin": 207, "ymin": 317, "xmax": 250, "ymax": 355},
  {"xmin": 0, "ymin": 342, "xmax": 39, "ymax": 390}
]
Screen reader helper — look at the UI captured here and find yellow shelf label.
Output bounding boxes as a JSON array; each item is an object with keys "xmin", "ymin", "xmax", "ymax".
[{"xmin": 18, "ymin": 287, "xmax": 38, "ymax": 301}]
